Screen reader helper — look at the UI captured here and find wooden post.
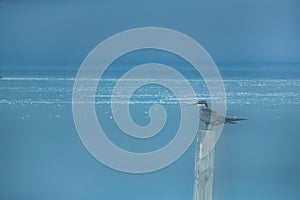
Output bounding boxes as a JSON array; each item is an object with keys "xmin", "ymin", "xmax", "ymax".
[{"xmin": 193, "ymin": 130, "xmax": 215, "ymax": 200}]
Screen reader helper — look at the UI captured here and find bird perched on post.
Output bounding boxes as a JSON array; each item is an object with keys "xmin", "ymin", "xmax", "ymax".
[{"xmin": 192, "ymin": 100, "xmax": 246, "ymax": 130}]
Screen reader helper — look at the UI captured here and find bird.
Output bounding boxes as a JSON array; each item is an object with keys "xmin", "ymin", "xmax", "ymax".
[{"xmin": 192, "ymin": 100, "xmax": 246, "ymax": 130}]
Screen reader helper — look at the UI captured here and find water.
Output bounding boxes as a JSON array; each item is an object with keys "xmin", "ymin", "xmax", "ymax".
[{"xmin": 1, "ymin": 64, "xmax": 300, "ymax": 199}]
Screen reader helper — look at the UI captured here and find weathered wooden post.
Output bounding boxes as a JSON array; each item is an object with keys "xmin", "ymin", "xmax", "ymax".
[{"xmin": 193, "ymin": 130, "xmax": 215, "ymax": 200}]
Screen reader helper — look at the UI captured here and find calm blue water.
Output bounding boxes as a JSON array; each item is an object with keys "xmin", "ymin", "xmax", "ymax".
[{"xmin": 1, "ymin": 64, "xmax": 300, "ymax": 200}]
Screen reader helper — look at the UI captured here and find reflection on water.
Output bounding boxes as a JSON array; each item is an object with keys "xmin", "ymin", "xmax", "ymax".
[{"xmin": 1, "ymin": 78, "xmax": 299, "ymax": 106}]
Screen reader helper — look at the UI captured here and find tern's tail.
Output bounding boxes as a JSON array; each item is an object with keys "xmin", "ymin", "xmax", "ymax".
[{"xmin": 225, "ymin": 118, "xmax": 247, "ymax": 124}]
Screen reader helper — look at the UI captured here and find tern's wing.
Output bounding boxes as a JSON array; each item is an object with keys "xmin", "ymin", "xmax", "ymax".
[{"xmin": 209, "ymin": 109, "xmax": 226, "ymax": 124}]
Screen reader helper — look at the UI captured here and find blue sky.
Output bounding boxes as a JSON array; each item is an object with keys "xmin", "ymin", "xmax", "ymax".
[{"xmin": 0, "ymin": 0, "xmax": 300, "ymax": 66}]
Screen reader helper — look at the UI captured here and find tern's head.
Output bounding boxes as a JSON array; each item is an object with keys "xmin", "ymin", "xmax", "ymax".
[{"xmin": 191, "ymin": 100, "xmax": 208, "ymax": 108}]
